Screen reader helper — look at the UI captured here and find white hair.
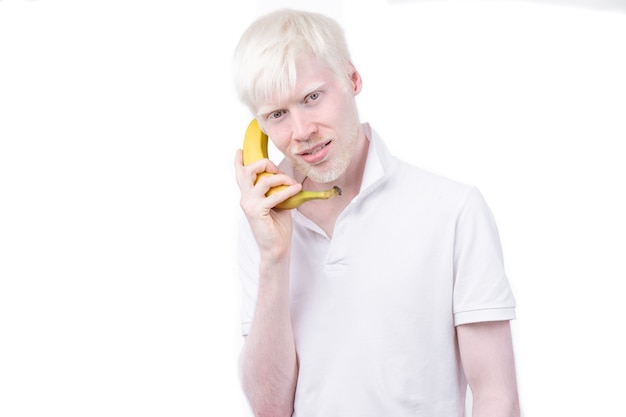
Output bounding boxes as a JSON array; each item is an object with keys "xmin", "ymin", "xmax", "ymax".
[{"xmin": 232, "ymin": 8, "xmax": 353, "ymax": 114}]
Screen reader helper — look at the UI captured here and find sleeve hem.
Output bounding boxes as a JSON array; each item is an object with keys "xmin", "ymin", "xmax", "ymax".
[{"xmin": 454, "ymin": 307, "xmax": 516, "ymax": 326}]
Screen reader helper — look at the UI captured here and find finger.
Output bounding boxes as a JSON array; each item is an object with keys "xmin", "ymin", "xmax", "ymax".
[
  {"xmin": 234, "ymin": 149, "xmax": 252, "ymax": 189},
  {"xmin": 252, "ymin": 172, "xmax": 297, "ymax": 192},
  {"xmin": 263, "ymin": 159, "xmax": 280, "ymax": 175},
  {"xmin": 264, "ymin": 182, "xmax": 303, "ymax": 209},
  {"xmin": 238, "ymin": 158, "xmax": 284, "ymax": 190},
  {"xmin": 235, "ymin": 151, "xmax": 268, "ymax": 190},
  {"xmin": 242, "ymin": 181, "xmax": 302, "ymax": 213},
  {"xmin": 242, "ymin": 173, "xmax": 297, "ymax": 207},
  {"xmin": 234, "ymin": 149, "xmax": 244, "ymax": 171}
]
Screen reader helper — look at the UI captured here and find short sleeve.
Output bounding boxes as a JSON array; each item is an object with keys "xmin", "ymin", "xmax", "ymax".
[{"xmin": 453, "ymin": 187, "xmax": 516, "ymax": 326}]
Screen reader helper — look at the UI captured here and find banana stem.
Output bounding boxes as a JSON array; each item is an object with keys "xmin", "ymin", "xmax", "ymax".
[
  {"xmin": 305, "ymin": 186, "xmax": 342, "ymax": 199},
  {"xmin": 275, "ymin": 186, "xmax": 342, "ymax": 210}
]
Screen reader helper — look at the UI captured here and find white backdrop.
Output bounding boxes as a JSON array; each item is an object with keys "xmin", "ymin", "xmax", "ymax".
[{"xmin": 1, "ymin": 1, "xmax": 624, "ymax": 416}]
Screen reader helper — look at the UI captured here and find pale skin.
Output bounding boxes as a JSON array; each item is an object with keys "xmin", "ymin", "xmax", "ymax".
[
  {"xmin": 234, "ymin": 56, "xmax": 520, "ymax": 417},
  {"xmin": 458, "ymin": 321, "xmax": 521, "ymax": 417}
]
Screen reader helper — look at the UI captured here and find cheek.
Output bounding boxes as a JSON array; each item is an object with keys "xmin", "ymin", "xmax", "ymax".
[
  {"xmin": 332, "ymin": 96, "xmax": 359, "ymax": 125},
  {"xmin": 334, "ymin": 108, "xmax": 359, "ymax": 138},
  {"xmin": 267, "ymin": 131, "xmax": 291, "ymax": 156}
]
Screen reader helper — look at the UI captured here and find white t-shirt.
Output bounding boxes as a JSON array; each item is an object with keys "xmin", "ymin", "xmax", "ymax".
[{"xmin": 237, "ymin": 123, "xmax": 516, "ymax": 417}]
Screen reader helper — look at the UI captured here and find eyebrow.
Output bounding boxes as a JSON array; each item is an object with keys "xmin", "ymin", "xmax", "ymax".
[{"xmin": 301, "ymin": 81, "xmax": 325, "ymax": 96}]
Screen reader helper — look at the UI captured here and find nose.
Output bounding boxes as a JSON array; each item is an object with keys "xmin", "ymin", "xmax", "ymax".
[{"xmin": 290, "ymin": 110, "xmax": 316, "ymax": 141}]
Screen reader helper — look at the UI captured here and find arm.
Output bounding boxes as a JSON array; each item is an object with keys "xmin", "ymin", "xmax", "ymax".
[
  {"xmin": 239, "ymin": 255, "xmax": 298, "ymax": 417},
  {"xmin": 457, "ymin": 320, "xmax": 521, "ymax": 417},
  {"xmin": 234, "ymin": 149, "xmax": 301, "ymax": 417}
]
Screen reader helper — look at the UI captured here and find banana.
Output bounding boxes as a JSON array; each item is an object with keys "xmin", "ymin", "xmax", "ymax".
[{"xmin": 242, "ymin": 118, "xmax": 342, "ymax": 210}]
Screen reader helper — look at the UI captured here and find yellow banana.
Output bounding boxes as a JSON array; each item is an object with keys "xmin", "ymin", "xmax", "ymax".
[{"xmin": 242, "ymin": 118, "xmax": 342, "ymax": 210}]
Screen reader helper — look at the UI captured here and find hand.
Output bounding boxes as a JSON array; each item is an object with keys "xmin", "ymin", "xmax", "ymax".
[{"xmin": 234, "ymin": 149, "xmax": 302, "ymax": 261}]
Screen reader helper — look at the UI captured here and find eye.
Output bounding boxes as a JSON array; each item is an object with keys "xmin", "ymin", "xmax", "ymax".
[
  {"xmin": 268, "ymin": 110, "xmax": 286, "ymax": 120},
  {"xmin": 305, "ymin": 92, "xmax": 320, "ymax": 103}
]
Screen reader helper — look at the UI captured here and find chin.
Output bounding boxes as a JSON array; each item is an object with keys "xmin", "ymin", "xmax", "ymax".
[{"xmin": 306, "ymin": 162, "xmax": 347, "ymax": 184}]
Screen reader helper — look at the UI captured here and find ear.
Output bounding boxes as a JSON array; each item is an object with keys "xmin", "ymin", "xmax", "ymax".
[{"xmin": 347, "ymin": 63, "xmax": 363, "ymax": 95}]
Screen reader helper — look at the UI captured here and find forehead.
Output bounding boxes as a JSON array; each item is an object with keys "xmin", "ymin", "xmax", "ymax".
[{"xmin": 256, "ymin": 57, "xmax": 339, "ymax": 115}]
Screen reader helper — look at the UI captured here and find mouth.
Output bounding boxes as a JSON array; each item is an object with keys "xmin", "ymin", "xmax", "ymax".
[
  {"xmin": 300, "ymin": 141, "xmax": 331, "ymax": 156},
  {"xmin": 298, "ymin": 140, "xmax": 332, "ymax": 164}
]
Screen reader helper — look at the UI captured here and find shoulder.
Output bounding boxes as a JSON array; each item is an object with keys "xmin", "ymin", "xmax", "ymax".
[
  {"xmin": 391, "ymin": 159, "xmax": 479, "ymax": 211},
  {"xmin": 365, "ymin": 124, "xmax": 490, "ymax": 215},
  {"xmin": 367, "ymin": 124, "xmax": 475, "ymax": 200}
]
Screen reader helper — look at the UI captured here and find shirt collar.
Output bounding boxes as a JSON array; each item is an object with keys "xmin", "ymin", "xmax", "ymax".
[{"xmin": 359, "ymin": 122, "xmax": 392, "ymax": 196}]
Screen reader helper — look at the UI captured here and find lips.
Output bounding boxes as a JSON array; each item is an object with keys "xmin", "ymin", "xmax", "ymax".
[
  {"xmin": 299, "ymin": 140, "xmax": 331, "ymax": 164},
  {"xmin": 302, "ymin": 141, "xmax": 331, "ymax": 155}
]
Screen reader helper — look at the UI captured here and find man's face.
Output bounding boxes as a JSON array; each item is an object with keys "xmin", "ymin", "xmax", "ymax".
[{"xmin": 256, "ymin": 57, "xmax": 361, "ymax": 184}]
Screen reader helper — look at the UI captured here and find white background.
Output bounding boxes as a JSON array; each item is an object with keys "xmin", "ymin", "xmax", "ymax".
[{"xmin": 1, "ymin": 0, "xmax": 624, "ymax": 416}]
